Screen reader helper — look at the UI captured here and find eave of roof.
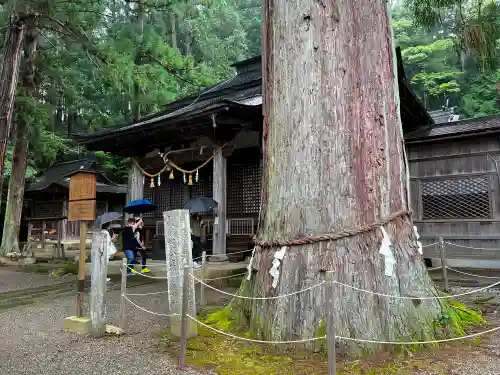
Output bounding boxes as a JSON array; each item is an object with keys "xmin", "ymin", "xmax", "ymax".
[
  {"xmin": 74, "ymin": 51, "xmax": 434, "ymax": 152},
  {"xmin": 405, "ymin": 115, "xmax": 500, "ymax": 143},
  {"xmin": 26, "ymin": 156, "xmax": 125, "ymax": 193}
]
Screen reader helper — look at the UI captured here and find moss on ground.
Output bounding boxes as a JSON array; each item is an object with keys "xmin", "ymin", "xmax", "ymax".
[{"xmin": 161, "ymin": 288, "xmax": 487, "ymax": 374}]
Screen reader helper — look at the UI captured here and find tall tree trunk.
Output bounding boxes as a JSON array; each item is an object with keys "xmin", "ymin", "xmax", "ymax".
[
  {"xmin": 1, "ymin": 18, "xmax": 38, "ymax": 255},
  {"xmin": 132, "ymin": 0, "xmax": 144, "ymax": 122},
  {"xmin": 243, "ymin": 0, "xmax": 441, "ymax": 353},
  {"xmin": 170, "ymin": 12, "xmax": 177, "ymax": 49},
  {"xmin": 1, "ymin": 123, "xmax": 29, "ymax": 255},
  {"xmin": 0, "ymin": 17, "xmax": 25, "ymax": 205}
]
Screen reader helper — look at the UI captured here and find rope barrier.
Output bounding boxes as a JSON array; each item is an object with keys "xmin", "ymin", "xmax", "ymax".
[
  {"xmin": 337, "ymin": 326, "xmax": 500, "ymax": 345},
  {"xmin": 333, "ymin": 279, "xmax": 500, "ymax": 299},
  {"xmin": 187, "ymin": 315, "xmax": 325, "ymax": 344},
  {"xmin": 203, "ymin": 272, "xmax": 248, "ymax": 281},
  {"xmin": 191, "ymin": 274, "xmax": 325, "ymax": 299},
  {"xmin": 188, "ymin": 314, "xmax": 500, "ymax": 346},
  {"xmin": 446, "ymin": 267, "xmax": 500, "ymax": 279},
  {"xmin": 125, "ymin": 291, "xmax": 169, "ymax": 296},
  {"xmin": 444, "ymin": 242, "xmax": 500, "ymax": 251},
  {"xmin": 427, "ymin": 266, "xmax": 441, "ymax": 271},
  {"xmin": 123, "ymin": 295, "xmax": 177, "ymax": 317},
  {"xmin": 422, "ymin": 242, "xmax": 439, "ymax": 248}
]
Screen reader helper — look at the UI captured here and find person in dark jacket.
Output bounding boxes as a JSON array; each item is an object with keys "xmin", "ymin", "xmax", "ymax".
[
  {"xmin": 134, "ymin": 218, "xmax": 150, "ymax": 273},
  {"xmin": 122, "ymin": 217, "xmax": 142, "ymax": 276}
]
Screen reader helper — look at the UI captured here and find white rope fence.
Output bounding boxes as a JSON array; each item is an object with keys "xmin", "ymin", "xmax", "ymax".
[
  {"xmin": 446, "ymin": 267, "xmax": 500, "ymax": 279},
  {"xmin": 188, "ymin": 313, "xmax": 500, "ymax": 345},
  {"xmin": 114, "ymin": 238, "xmax": 500, "ymax": 374}
]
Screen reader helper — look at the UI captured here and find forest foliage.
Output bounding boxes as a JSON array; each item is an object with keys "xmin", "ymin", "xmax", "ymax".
[{"xmin": 0, "ymin": 0, "xmax": 498, "ymax": 184}]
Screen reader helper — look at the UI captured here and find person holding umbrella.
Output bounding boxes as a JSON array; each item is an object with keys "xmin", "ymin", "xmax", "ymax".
[
  {"xmin": 122, "ymin": 217, "xmax": 143, "ymax": 276},
  {"xmin": 122, "ymin": 199, "xmax": 157, "ymax": 275},
  {"xmin": 190, "ymin": 214, "xmax": 203, "ymax": 269},
  {"xmin": 134, "ymin": 217, "xmax": 150, "ymax": 273}
]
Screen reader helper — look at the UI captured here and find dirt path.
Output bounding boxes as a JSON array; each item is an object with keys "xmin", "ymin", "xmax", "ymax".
[{"xmin": 0, "ymin": 270, "xmax": 229, "ymax": 375}]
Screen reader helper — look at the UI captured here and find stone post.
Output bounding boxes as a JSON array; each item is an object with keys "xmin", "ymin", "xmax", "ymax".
[{"xmin": 163, "ymin": 209, "xmax": 197, "ymax": 338}]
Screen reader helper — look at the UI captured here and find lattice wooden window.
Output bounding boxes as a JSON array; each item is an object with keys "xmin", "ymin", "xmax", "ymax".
[
  {"xmin": 143, "ymin": 187, "xmax": 156, "ymax": 217},
  {"xmin": 421, "ymin": 176, "xmax": 492, "ymax": 219},
  {"xmin": 228, "ymin": 157, "xmax": 261, "ymax": 215},
  {"xmin": 33, "ymin": 201, "xmax": 63, "ymax": 217},
  {"xmin": 190, "ymin": 167, "xmax": 213, "ymax": 199},
  {"xmin": 168, "ymin": 179, "xmax": 185, "ymax": 210}
]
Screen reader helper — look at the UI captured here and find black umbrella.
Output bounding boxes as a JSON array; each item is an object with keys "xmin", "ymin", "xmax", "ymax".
[
  {"xmin": 123, "ymin": 199, "xmax": 157, "ymax": 215},
  {"xmin": 183, "ymin": 197, "xmax": 218, "ymax": 214},
  {"xmin": 93, "ymin": 212, "xmax": 122, "ymax": 228}
]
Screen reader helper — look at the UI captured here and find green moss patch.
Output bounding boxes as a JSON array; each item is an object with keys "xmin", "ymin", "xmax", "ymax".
[
  {"xmin": 161, "ymin": 288, "xmax": 487, "ymax": 374},
  {"xmin": 162, "ymin": 321, "xmax": 452, "ymax": 375}
]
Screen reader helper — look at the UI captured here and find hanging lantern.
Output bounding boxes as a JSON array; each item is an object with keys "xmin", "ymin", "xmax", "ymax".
[
  {"xmin": 195, "ymin": 170, "xmax": 199, "ymax": 183},
  {"xmin": 188, "ymin": 174, "xmax": 193, "ymax": 186},
  {"xmin": 157, "ymin": 174, "xmax": 161, "ymax": 186},
  {"xmin": 183, "ymin": 173, "xmax": 187, "ymax": 184},
  {"xmin": 150, "ymin": 177, "xmax": 155, "ymax": 188},
  {"xmin": 169, "ymin": 170, "xmax": 174, "ymax": 180}
]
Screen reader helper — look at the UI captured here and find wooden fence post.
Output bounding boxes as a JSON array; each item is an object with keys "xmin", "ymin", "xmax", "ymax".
[
  {"xmin": 119, "ymin": 258, "xmax": 128, "ymax": 330},
  {"xmin": 200, "ymin": 251, "xmax": 206, "ymax": 306},
  {"xmin": 325, "ymin": 270, "xmax": 336, "ymax": 375},
  {"xmin": 178, "ymin": 265, "xmax": 190, "ymax": 370},
  {"xmin": 41, "ymin": 220, "xmax": 46, "ymax": 248},
  {"xmin": 90, "ymin": 230, "xmax": 108, "ymax": 337},
  {"xmin": 439, "ymin": 237, "xmax": 449, "ymax": 292}
]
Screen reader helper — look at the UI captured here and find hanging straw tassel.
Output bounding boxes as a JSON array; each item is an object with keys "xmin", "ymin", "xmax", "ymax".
[
  {"xmin": 150, "ymin": 177, "xmax": 155, "ymax": 188},
  {"xmin": 188, "ymin": 174, "xmax": 193, "ymax": 186},
  {"xmin": 169, "ymin": 170, "xmax": 174, "ymax": 180}
]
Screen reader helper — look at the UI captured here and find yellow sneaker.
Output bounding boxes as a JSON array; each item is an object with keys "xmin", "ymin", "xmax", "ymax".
[
  {"xmin": 141, "ymin": 267, "xmax": 151, "ymax": 273},
  {"xmin": 131, "ymin": 268, "xmax": 137, "ymax": 274}
]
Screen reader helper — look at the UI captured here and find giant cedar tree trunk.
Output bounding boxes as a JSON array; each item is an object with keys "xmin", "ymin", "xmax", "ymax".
[
  {"xmin": 243, "ymin": 0, "xmax": 441, "ymax": 353},
  {"xmin": 1, "ymin": 20, "xmax": 38, "ymax": 255},
  {"xmin": 0, "ymin": 18, "xmax": 25, "ymax": 205}
]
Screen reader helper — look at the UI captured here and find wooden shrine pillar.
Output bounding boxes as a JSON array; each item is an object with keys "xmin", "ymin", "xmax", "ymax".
[
  {"xmin": 126, "ymin": 161, "xmax": 144, "ymax": 219},
  {"xmin": 212, "ymin": 151, "xmax": 228, "ymax": 262}
]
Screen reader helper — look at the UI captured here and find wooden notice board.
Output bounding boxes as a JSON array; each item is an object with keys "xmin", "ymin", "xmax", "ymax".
[{"xmin": 68, "ymin": 172, "xmax": 97, "ymax": 222}]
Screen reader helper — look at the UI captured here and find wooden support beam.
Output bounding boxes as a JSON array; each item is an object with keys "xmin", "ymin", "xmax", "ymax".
[
  {"xmin": 126, "ymin": 162, "xmax": 144, "ymax": 219},
  {"xmin": 212, "ymin": 151, "xmax": 228, "ymax": 262}
]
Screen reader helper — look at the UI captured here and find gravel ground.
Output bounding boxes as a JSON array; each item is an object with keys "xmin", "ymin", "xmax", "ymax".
[
  {"xmin": 0, "ymin": 267, "xmax": 73, "ymax": 292},
  {"xmin": 0, "ymin": 279, "xmax": 206, "ymax": 375},
  {"xmin": 3, "ymin": 268, "xmax": 500, "ymax": 375},
  {"xmin": 441, "ymin": 285, "xmax": 500, "ymax": 375}
]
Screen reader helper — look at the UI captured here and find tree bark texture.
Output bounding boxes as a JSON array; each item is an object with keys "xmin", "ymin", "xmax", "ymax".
[
  {"xmin": 132, "ymin": 0, "xmax": 144, "ymax": 123},
  {"xmin": 1, "ymin": 20, "xmax": 38, "ymax": 255},
  {"xmin": 170, "ymin": 12, "xmax": 177, "ymax": 49},
  {"xmin": 245, "ymin": 0, "xmax": 441, "ymax": 353},
  {"xmin": 0, "ymin": 18, "xmax": 25, "ymax": 206},
  {"xmin": 1, "ymin": 124, "xmax": 29, "ymax": 255}
]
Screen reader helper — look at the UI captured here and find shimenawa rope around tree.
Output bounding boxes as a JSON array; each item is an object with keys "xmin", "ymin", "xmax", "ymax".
[{"xmin": 253, "ymin": 209, "xmax": 412, "ymax": 249}]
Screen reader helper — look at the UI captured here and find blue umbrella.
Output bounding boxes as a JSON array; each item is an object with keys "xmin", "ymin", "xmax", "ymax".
[{"xmin": 123, "ymin": 199, "xmax": 157, "ymax": 214}]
